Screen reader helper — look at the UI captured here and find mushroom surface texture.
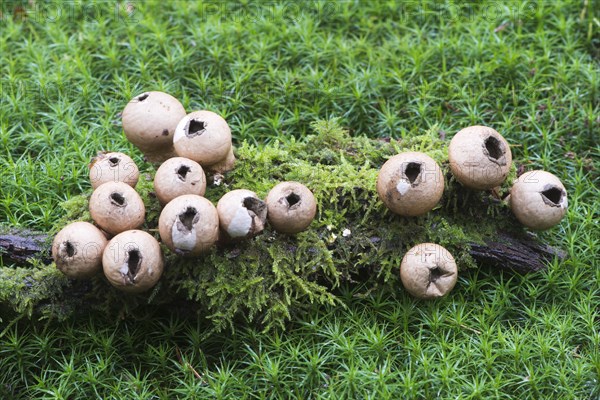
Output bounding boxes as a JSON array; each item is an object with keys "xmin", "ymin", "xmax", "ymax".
[
  {"xmin": 509, "ymin": 170, "xmax": 568, "ymax": 230},
  {"xmin": 205, "ymin": 146, "xmax": 236, "ymax": 174},
  {"xmin": 173, "ymin": 110, "xmax": 232, "ymax": 166},
  {"xmin": 400, "ymin": 243, "xmax": 458, "ymax": 299},
  {"xmin": 153, "ymin": 157, "xmax": 206, "ymax": 205},
  {"xmin": 448, "ymin": 125, "xmax": 512, "ymax": 190},
  {"xmin": 89, "ymin": 151, "xmax": 139, "ymax": 189},
  {"xmin": 265, "ymin": 181, "xmax": 317, "ymax": 233},
  {"xmin": 121, "ymin": 91, "xmax": 186, "ymax": 162},
  {"xmin": 376, "ymin": 152, "xmax": 444, "ymax": 216},
  {"xmin": 52, "ymin": 222, "xmax": 108, "ymax": 279},
  {"xmin": 89, "ymin": 182, "xmax": 145, "ymax": 235},
  {"xmin": 158, "ymin": 195, "xmax": 219, "ymax": 256},
  {"xmin": 102, "ymin": 230, "xmax": 164, "ymax": 293},
  {"xmin": 216, "ymin": 189, "xmax": 267, "ymax": 239}
]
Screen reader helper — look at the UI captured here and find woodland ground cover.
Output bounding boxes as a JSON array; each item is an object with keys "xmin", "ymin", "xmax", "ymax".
[{"xmin": 0, "ymin": 1, "xmax": 598, "ymax": 398}]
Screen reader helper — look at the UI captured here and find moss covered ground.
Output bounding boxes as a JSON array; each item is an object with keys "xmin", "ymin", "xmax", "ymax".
[{"xmin": 1, "ymin": 0, "xmax": 598, "ymax": 398}]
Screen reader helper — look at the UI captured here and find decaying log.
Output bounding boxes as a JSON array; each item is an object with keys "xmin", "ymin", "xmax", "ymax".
[
  {"xmin": 0, "ymin": 231, "xmax": 50, "ymax": 264},
  {"xmin": 468, "ymin": 231, "xmax": 566, "ymax": 273},
  {"xmin": 1, "ymin": 229, "xmax": 565, "ymax": 274}
]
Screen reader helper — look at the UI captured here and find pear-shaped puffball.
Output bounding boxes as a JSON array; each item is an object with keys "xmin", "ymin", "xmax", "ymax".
[
  {"xmin": 89, "ymin": 182, "xmax": 145, "ymax": 235},
  {"xmin": 376, "ymin": 152, "xmax": 444, "ymax": 216},
  {"xmin": 52, "ymin": 222, "xmax": 108, "ymax": 279},
  {"xmin": 102, "ymin": 230, "xmax": 164, "ymax": 293},
  {"xmin": 510, "ymin": 170, "xmax": 568, "ymax": 230},
  {"xmin": 122, "ymin": 91, "xmax": 186, "ymax": 162},
  {"xmin": 448, "ymin": 125, "xmax": 512, "ymax": 190},
  {"xmin": 265, "ymin": 182, "xmax": 317, "ymax": 234},
  {"xmin": 89, "ymin": 151, "xmax": 139, "ymax": 189},
  {"xmin": 153, "ymin": 157, "xmax": 206, "ymax": 205},
  {"xmin": 400, "ymin": 243, "xmax": 458, "ymax": 299},
  {"xmin": 158, "ymin": 195, "xmax": 219, "ymax": 256}
]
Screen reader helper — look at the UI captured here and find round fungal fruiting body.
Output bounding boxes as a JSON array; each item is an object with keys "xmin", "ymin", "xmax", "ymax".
[
  {"xmin": 158, "ymin": 195, "xmax": 219, "ymax": 256},
  {"xmin": 89, "ymin": 151, "xmax": 139, "ymax": 189},
  {"xmin": 376, "ymin": 152, "xmax": 445, "ymax": 216},
  {"xmin": 216, "ymin": 189, "xmax": 267, "ymax": 239},
  {"xmin": 400, "ymin": 243, "xmax": 458, "ymax": 299},
  {"xmin": 102, "ymin": 230, "xmax": 164, "ymax": 293},
  {"xmin": 206, "ymin": 146, "xmax": 236, "ymax": 174},
  {"xmin": 509, "ymin": 170, "xmax": 568, "ymax": 230},
  {"xmin": 52, "ymin": 222, "xmax": 108, "ymax": 279},
  {"xmin": 153, "ymin": 157, "xmax": 206, "ymax": 205},
  {"xmin": 448, "ymin": 125, "xmax": 512, "ymax": 190},
  {"xmin": 121, "ymin": 91, "xmax": 186, "ymax": 162},
  {"xmin": 89, "ymin": 182, "xmax": 145, "ymax": 235},
  {"xmin": 265, "ymin": 182, "xmax": 317, "ymax": 234},
  {"xmin": 173, "ymin": 111, "xmax": 232, "ymax": 167}
]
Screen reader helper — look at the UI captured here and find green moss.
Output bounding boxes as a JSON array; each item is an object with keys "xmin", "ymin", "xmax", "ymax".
[{"xmin": 1, "ymin": 119, "xmax": 525, "ymax": 331}]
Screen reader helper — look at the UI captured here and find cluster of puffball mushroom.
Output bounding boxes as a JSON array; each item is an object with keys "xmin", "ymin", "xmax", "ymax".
[
  {"xmin": 52, "ymin": 91, "xmax": 568, "ymax": 301},
  {"xmin": 52, "ymin": 91, "xmax": 317, "ymax": 294},
  {"xmin": 377, "ymin": 125, "xmax": 568, "ymax": 299}
]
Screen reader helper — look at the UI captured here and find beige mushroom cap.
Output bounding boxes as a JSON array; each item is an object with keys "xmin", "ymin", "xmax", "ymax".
[
  {"xmin": 376, "ymin": 152, "xmax": 444, "ymax": 216},
  {"xmin": 102, "ymin": 230, "xmax": 164, "ymax": 293},
  {"xmin": 89, "ymin": 182, "xmax": 145, "ymax": 235},
  {"xmin": 265, "ymin": 182, "xmax": 317, "ymax": 234},
  {"xmin": 153, "ymin": 157, "xmax": 206, "ymax": 205},
  {"xmin": 510, "ymin": 170, "xmax": 568, "ymax": 230},
  {"xmin": 89, "ymin": 151, "xmax": 139, "ymax": 189},
  {"xmin": 158, "ymin": 195, "xmax": 219, "ymax": 256},
  {"xmin": 400, "ymin": 243, "xmax": 458, "ymax": 299},
  {"xmin": 173, "ymin": 110, "xmax": 232, "ymax": 166},
  {"xmin": 52, "ymin": 222, "xmax": 108, "ymax": 279},
  {"xmin": 121, "ymin": 91, "xmax": 186, "ymax": 162},
  {"xmin": 448, "ymin": 125, "xmax": 512, "ymax": 190},
  {"xmin": 216, "ymin": 189, "xmax": 267, "ymax": 239}
]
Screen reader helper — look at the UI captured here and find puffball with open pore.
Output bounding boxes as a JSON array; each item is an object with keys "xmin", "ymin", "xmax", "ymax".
[
  {"xmin": 173, "ymin": 110, "xmax": 234, "ymax": 169},
  {"xmin": 216, "ymin": 189, "xmax": 267, "ymax": 240},
  {"xmin": 121, "ymin": 91, "xmax": 186, "ymax": 162},
  {"xmin": 89, "ymin": 151, "xmax": 139, "ymax": 189},
  {"xmin": 448, "ymin": 125, "xmax": 512, "ymax": 190},
  {"xmin": 52, "ymin": 222, "xmax": 108, "ymax": 279},
  {"xmin": 376, "ymin": 152, "xmax": 444, "ymax": 216},
  {"xmin": 102, "ymin": 230, "xmax": 164, "ymax": 293},
  {"xmin": 265, "ymin": 182, "xmax": 317, "ymax": 234},
  {"xmin": 509, "ymin": 170, "xmax": 568, "ymax": 230},
  {"xmin": 400, "ymin": 243, "xmax": 458, "ymax": 299},
  {"xmin": 89, "ymin": 182, "xmax": 145, "ymax": 235},
  {"xmin": 158, "ymin": 195, "xmax": 219, "ymax": 256},
  {"xmin": 153, "ymin": 157, "xmax": 206, "ymax": 205}
]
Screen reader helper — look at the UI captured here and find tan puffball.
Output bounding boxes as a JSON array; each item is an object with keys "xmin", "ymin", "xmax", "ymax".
[
  {"xmin": 102, "ymin": 230, "xmax": 164, "ymax": 293},
  {"xmin": 173, "ymin": 110, "xmax": 232, "ymax": 166},
  {"xmin": 89, "ymin": 151, "xmax": 139, "ymax": 189},
  {"xmin": 448, "ymin": 125, "xmax": 512, "ymax": 190},
  {"xmin": 121, "ymin": 91, "xmax": 186, "ymax": 162},
  {"xmin": 158, "ymin": 195, "xmax": 219, "ymax": 256},
  {"xmin": 52, "ymin": 222, "xmax": 108, "ymax": 279},
  {"xmin": 206, "ymin": 146, "xmax": 236, "ymax": 174},
  {"xmin": 376, "ymin": 152, "xmax": 444, "ymax": 216},
  {"xmin": 89, "ymin": 182, "xmax": 145, "ymax": 235},
  {"xmin": 509, "ymin": 170, "xmax": 568, "ymax": 230},
  {"xmin": 400, "ymin": 243, "xmax": 458, "ymax": 299},
  {"xmin": 216, "ymin": 189, "xmax": 267, "ymax": 239},
  {"xmin": 153, "ymin": 157, "xmax": 206, "ymax": 205},
  {"xmin": 265, "ymin": 182, "xmax": 317, "ymax": 234}
]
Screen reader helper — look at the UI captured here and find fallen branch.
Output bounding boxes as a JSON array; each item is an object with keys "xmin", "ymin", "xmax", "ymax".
[
  {"xmin": 0, "ymin": 231, "xmax": 49, "ymax": 265},
  {"xmin": 0, "ymin": 228, "xmax": 564, "ymax": 274}
]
